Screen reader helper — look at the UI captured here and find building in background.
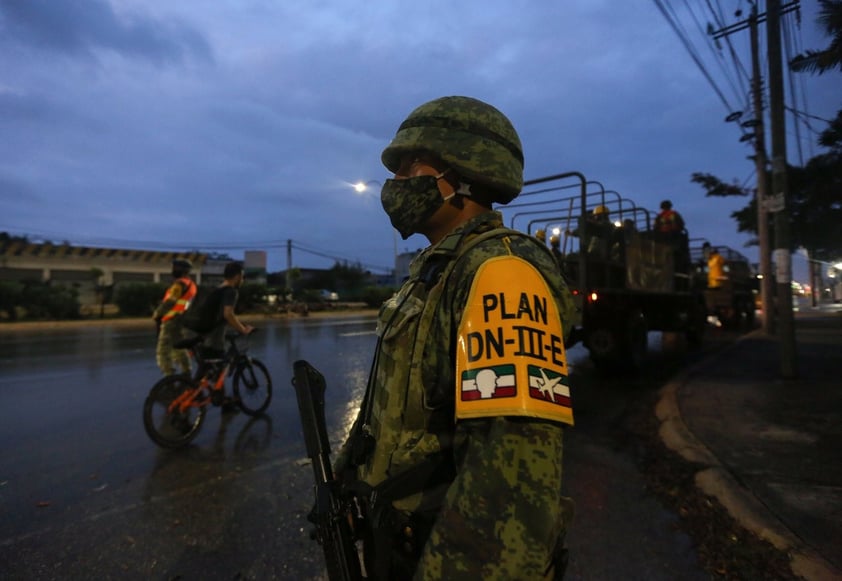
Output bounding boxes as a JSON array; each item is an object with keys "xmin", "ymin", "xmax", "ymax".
[{"xmin": 0, "ymin": 236, "xmax": 207, "ymax": 306}]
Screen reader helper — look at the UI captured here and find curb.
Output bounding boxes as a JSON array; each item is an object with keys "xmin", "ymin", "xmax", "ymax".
[
  {"xmin": 654, "ymin": 330, "xmax": 842, "ymax": 581},
  {"xmin": 0, "ymin": 309, "xmax": 379, "ymax": 334}
]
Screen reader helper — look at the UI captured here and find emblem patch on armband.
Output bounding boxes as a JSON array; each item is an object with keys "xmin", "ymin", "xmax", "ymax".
[{"xmin": 455, "ymin": 256, "xmax": 573, "ymax": 425}]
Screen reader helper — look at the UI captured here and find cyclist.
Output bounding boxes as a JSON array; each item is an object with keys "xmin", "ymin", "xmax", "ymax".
[{"xmin": 203, "ymin": 261, "xmax": 254, "ymax": 411}]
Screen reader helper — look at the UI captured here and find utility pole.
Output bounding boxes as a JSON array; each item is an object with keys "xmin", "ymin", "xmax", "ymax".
[
  {"xmin": 286, "ymin": 239, "xmax": 293, "ymax": 296},
  {"xmin": 767, "ymin": 0, "xmax": 798, "ymax": 378},
  {"xmin": 711, "ymin": 1, "xmax": 799, "ymax": 372},
  {"xmin": 749, "ymin": 6, "xmax": 774, "ymax": 334}
]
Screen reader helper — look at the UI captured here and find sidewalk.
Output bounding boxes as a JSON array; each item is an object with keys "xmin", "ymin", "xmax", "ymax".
[{"xmin": 657, "ymin": 305, "xmax": 842, "ymax": 581}]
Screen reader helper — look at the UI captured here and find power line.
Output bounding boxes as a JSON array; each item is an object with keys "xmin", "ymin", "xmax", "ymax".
[
  {"xmin": 697, "ymin": 0, "xmax": 751, "ymax": 107},
  {"xmin": 784, "ymin": 106, "xmax": 832, "ymax": 125},
  {"xmin": 785, "ymin": 6, "xmax": 816, "ymax": 159},
  {"xmin": 686, "ymin": 0, "xmax": 743, "ymax": 101},
  {"xmin": 783, "ymin": 7, "xmax": 805, "ymax": 165},
  {"xmin": 290, "ymin": 241, "xmax": 391, "ymax": 273},
  {"xmin": 653, "ymin": 0, "xmax": 736, "ymax": 111}
]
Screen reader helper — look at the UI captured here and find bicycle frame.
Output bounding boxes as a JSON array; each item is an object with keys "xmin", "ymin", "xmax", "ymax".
[
  {"xmin": 167, "ymin": 333, "xmax": 249, "ymax": 414},
  {"xmin": 167, "ymin": 366, "xmax": 228, "ymax": 414}
]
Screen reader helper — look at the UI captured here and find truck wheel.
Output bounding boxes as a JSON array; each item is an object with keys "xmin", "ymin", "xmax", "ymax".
[
  {"xmin": 741, "ymin": 299, "xmax": 756, "ymax": 330},
  {"xmin": 746, "ymin": 301, "xmax": 756, "ymax": 327},
  {"xmin": 725, "ymin": 305, "xmax": 741, "ymax": 329},
  {"xmin": 624, "ymin": 311, "xmax": 647, "ymax": 372},
  {"xmin": 587, "ymin": 327, "xmax": 618, "ymax": 369},
  {"xmin": 685, "ymin": 299, "xmax": 707, "ymax": 347}
]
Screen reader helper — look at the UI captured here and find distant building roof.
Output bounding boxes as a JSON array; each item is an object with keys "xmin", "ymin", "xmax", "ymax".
[{"xmin": 0, "ymin": 239, "xmax": 207, "ymax": 266}]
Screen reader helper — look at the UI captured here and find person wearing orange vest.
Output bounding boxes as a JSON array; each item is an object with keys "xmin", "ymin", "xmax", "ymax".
[
  {"xmin": 153, "ymin": 259, "xmax": 198, "ymax": 376},
  {"xmin": 654, "ymin": 200, "xmax": 685, "ymax": 236}
]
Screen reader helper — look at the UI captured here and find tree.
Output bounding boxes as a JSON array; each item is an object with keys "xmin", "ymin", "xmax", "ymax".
[
  {"xmin": 819, "ymin": 109, "xmax": 842, "ymax": 150},
  {"xmin": 691, "ymin": 153, "xmax": 842, "ymax": 262},
  {"xmin": 789, "ymin": 0, "xmax": 842, "ymax": 75},
  {"xmin": 690, "ymin": 172, "xmax": 751, "ymax": 198},
  {"xmin": 787, "ymin": 153, "xmax": 842, "ymax": 262},
  {"xmin": 690, "ymin": 172, "xmax": 761, "ymax": 243},
  {"xmin": 0, "ymin": 281, "xmax": 23, "ymax": 321},
  {"xmin": 0, "ymin": 232, "xmax": 29, "ymax": 242},
  {"xmin": 115, "ymin": 283, "xmax": 167, "ymax": 317}
]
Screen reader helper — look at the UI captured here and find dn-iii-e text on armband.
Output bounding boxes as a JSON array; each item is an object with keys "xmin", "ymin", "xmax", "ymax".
[{"xmin": 455, "ymin": 256, "xmax": 573, "ymax": 425}]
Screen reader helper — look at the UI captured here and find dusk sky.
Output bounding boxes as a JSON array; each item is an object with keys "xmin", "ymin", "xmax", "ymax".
[{"xmin": 1, "ymin": 0, "xmax": 838, "ymax": 281}]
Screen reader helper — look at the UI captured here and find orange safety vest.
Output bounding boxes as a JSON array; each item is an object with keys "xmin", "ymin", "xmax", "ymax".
[
  {"xmin": 161, "ymin": 277, "xmax": 197, "ymax": 321},
  {"xmin": 655, "ymin": 209, "xmax": 682, "ymax": 233}
]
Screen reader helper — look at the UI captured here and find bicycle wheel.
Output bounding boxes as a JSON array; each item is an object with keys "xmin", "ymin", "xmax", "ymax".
[
  {"xmin": 143, "ymin": 375, "xmax": 207, "ymax": 448},
  {"xmin": 233, "ymin": 358, "xmax": 272, "ymax": 416}
]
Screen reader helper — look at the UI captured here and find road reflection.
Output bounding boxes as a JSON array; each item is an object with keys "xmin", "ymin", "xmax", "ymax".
[{"xmin": 0, "ymin": 313, "xmax": 728, "ymax": 579}]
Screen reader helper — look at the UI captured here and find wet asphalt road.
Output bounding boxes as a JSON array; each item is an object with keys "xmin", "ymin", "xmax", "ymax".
[{"xmin": 0, "ymin": 316, "xmax": 724, "ymax": 580}]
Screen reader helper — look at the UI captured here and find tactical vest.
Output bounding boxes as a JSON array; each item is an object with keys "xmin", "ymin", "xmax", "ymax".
[{"xmin": 352, "ymin": 222, "xmax": 564, "ymax": 513}]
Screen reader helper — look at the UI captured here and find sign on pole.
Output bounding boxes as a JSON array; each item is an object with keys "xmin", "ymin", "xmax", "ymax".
[{"xmin": 764, "ymin": 192, "xmax": 785, "ymax": 213}]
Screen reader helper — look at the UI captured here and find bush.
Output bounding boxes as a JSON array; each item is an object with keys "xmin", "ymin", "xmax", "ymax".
[
  {"xmin": 360, "ymin": 286, "xmax": 395, "ymax": 308},
  {"xmin": 115, "ymin": 282, "xmax": 168, "ymax": 317},
  {"xmin": 17, "ymin": 281, "xmax": 81, "ymax": 320},
  {"xmin": 237, "ymin": 283, "xmax": 268, "ymax": 312},
  {"xmin": 298, "ymin": 288, "xmax": 324, "ymax": 303},
  {"xmin": 0, "ymin": 281, "xmax": 23, "ymax": 320}
]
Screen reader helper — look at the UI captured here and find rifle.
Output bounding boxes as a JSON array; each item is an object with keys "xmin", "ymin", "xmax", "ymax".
[{"xmin": 292, "ymin": 360, "xmax": 364, "ymax": 581}]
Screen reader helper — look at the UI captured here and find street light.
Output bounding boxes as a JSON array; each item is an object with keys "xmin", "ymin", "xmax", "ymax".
[{"xmin": 353, "ymin": 180, "xmax": 400, "ymax": 286}]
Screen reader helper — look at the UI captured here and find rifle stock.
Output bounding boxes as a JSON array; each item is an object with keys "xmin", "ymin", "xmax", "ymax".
[{"xmin": 293, "ymin": 360, "xmax": 363, "ymax": 581}]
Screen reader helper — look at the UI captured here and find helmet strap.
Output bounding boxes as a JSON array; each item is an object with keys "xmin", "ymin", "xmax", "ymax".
[{"xmin": 436, "ymin": 168, "xmax": 472, "ymax": 205}]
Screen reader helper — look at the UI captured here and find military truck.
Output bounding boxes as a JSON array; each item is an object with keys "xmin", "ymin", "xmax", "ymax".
[
  {"xmin": 502, "ymin": 172, "xmax": 707, "ymax": 371},
  {"xmin": 689, "ymin": 241, "xmax": 757, "ymax": 329}
]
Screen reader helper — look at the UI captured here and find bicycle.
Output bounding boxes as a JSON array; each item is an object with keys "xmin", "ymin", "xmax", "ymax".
[{"xmin": 143, "ymin": 331, "xmax": 272, "ymax": 449}]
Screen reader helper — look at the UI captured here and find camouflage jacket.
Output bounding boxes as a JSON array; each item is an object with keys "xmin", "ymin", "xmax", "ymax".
[{"xmin": 347, "ymin": 211, "xmax": 576, "ymax": 580}]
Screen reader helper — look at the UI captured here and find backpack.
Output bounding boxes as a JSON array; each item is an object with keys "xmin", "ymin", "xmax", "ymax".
[{"xmin": 181, "ymin": 286, "xmax": 224, "ymax": 334}]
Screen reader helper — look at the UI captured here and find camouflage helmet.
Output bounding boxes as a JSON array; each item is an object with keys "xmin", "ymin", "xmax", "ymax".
[{"xmin": 381, "ymin": 96, "xmax": 524, "ymax": 203}]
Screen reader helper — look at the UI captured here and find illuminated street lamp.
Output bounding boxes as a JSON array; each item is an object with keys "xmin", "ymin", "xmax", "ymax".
[
  {"xmin": 353, "ymin": 179, "xmax": 381, "ymax": 193},
  {"xmin": 353, "ymin": 180, "xmax": 399, "ymax": 286}
]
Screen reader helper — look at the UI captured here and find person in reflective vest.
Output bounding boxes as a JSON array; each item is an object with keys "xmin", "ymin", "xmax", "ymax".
[
  {"xmin": 153, "ymin": 259, "xmax": 197, "ymax": 375},
  {"xmin": 335, "ymin": 96, "xmax": 576, "ymax": 579},
  {"xmin": 654, "ymin": 200, "xmax": 685, "ymax": 237},
  {"xmin": 704, "ymin": 243, "xmax": 726, "ymax": 289}
]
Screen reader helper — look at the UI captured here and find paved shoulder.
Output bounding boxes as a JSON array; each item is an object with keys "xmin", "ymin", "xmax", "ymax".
[{"xmin": 656, "ymin": 313, "xmax": 842, "ymax": 580}]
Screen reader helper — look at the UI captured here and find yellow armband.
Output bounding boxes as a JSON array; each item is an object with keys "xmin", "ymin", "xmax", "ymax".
[{"xmin": 455, "ymin": 256, "xmax": 573, "ymax": 425}]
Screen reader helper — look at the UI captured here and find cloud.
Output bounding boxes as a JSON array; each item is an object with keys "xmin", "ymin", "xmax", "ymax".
[
  {"xmin": 0, "ymin": 0, "xmax": 837, "ymax": 278},
  {"xmin": 0, "ymin": 0, "xmax": 212, "ymax": 66}
]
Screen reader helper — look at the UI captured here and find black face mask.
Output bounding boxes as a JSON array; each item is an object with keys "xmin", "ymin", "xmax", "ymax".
[{"xmin": 380, "ymin": 173, "xmax": 454, "ymax": 239}]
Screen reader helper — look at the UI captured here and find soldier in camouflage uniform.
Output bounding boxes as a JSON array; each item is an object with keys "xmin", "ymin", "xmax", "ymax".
[
  {"xmin": 153, "ymin": 259, "xmax": 197, "ymax": 376},
  {"xmin": 337, "ymin": 96, "xmax": 577, "ymax": 579}
]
